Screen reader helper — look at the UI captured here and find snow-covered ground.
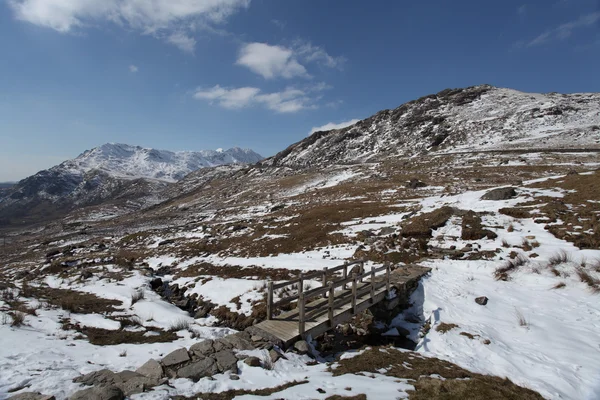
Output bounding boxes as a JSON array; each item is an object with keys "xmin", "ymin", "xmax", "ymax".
[{"xmin": 1, "ymin": 176, "xmax": 600, "ymax": 399}]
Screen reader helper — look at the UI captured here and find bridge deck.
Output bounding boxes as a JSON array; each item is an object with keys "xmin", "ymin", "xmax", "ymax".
[{"xmin": 249, "ymin": 266, "xmax": 430, "ymax": 348}]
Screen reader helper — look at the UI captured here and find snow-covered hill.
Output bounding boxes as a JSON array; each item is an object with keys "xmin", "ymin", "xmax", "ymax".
[
  {"xmin": 0, "ymin": 144, "xmax": 263, "ymax": 224},
  {"xmin": 265, "ymin": 85, "xmax": 600, "ymax": 168}
]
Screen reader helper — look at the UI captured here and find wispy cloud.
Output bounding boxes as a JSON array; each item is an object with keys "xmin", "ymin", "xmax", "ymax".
[
  {"xmin": 194, "ymin": 83, "xmax": 329, "ymax": 113},
  {"xmin": 167, "ymin": 32, "xmax": 197, "ymax": 54},
  {"xmin": 7, "ymin": 0, "xmax": 250, "ymax": 53},
  {"xmin": 271, "ymin": 19, "xmax": 285, "ymax": 29},
  {"xmin": 129, "ymin": 65, "xmax": 138, "ymax": 73},
  {"xmin": 293, "ymin": 39, "xmax": 346, "ymax": 70},
  {"xmin": 521, "ymin": 11, "xmax": 600, "ymax": 47},
  {"xmin": 309, "ymin": 119, "xmax": 360, "ymax": 135},
  {"xmin": 236, "ymin": 42, "xmax": 309, "ymax": 79},
  {"xmin": 517, "ymin": 4, "xmax": 527, "ymax": 17}
]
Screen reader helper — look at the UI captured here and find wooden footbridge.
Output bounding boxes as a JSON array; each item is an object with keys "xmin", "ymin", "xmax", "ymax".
[{"xmin": 248, "ymin": 260, "xmax": 430, "ymax": 348}]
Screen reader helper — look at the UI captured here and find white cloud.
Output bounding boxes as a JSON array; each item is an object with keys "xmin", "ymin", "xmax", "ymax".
[
  {"xmin": 524, "ymin": 11, "xmax": 600, "ymax": 47},
  {"xmin": 129, "ymin": 65, "xmax": 138, "ymax": 73},
  {"xmin": 309, "ymin": 119, "xmax": 360, "ymax": 135},
  {"xmin": 7, "ymin": 0, "xmax": 250, "ymax": 52},
  {"xmin": 167, "ymin": 32, "xmax": 197, "ymax": 54},
  {"xmin": 517, "ymin": 4, "xmax": 527, "ymax": 17},
  {"xmin": 194, "ymin": 85, "xmax": 318, "ymax": 113},
  {"xmin": 293, "ymin": 40, "xmax": 346, "ymax": 70},
  {"xmin": 236, "ymin": 42, "xmax": 309, "ymax": 79}
]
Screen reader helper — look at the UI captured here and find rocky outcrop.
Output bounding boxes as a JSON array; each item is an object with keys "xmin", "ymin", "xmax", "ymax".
[{"xmin": 481, "ymin": 187, "xmax": 517, "ymax": 201}]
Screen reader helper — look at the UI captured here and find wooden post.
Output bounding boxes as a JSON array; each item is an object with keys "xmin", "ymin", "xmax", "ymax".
[
  {"xmin": 267, "ymin": 281, "xmax": 273, "ymax": 320},
  {"xmin": 298, "ymin": 272, "xmax": 304, "ymax": 296},
  {"xmin": 342, "ymin": 262, "xmax": 348, "ymax": 290},
  {"xmin": 351, "ymin": 273, "xmax": 357, "ymax": 314},
  {"xmin": 386, "ymin": 264, "xmax": 391, "ymax": 293},
  {"xmin": 370, "ymin": 266, "xmax": 375, "ymax": 303},
  {"xmin": 328, "ymin": 282, "xmax": 334, "ymax": 326},
  {"xmin": 299, "ymin": 292, "xmax": 305, "ymax": 335},
  {"xmin": 322, "ymin": 267, "xmax": 328, "ymax": 298},
  {"xmin": 359, "ymin": 261, "xmax": 365, "ymax": 283}
]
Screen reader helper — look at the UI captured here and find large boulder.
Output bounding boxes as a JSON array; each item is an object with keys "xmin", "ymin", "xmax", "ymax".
[
  {"xmin": 176, "ymin": 357, "xmax": 218, "ymax": 381},
  {"xmin": 293, "ymin": 340, "xmax": 311, "ymax": 355},
  {"xmin": 69, "ymin": 386, "xmax": 124, "ymax": 400},
  {"xmin": 481, "ymin": 187, "xmax": 517, "ymax": 201},
  {"xmin": 161, "ymin": 348, "xmax": 190, "ymax": 367}
]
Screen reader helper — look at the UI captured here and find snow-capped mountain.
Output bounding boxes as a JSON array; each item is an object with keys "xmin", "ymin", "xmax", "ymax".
[
  {"xmin": 265, "ymin": 85, "xmax": 600, "ymax": 168},
  {"xmin": 0, "ymin": 144, "xmax": 263, "ymax": 225},
  {"xmin": 72, "ymin": 143, "xmax": 263, "ymax": 182}
]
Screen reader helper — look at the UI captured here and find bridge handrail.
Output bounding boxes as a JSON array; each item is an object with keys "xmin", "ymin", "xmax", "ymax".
[{"xmin": 266, "ymin": 260, "xmax": 393, "ymax": 335}]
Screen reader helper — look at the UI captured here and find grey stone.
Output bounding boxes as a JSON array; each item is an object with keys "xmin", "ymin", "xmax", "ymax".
[
  {"xmin": 406, "ymin": 178, "xmax": 427, "ymax": 189},
  {"xmin": 69, "ymin": 385, "xmax": 124, "ymax": 400},
  {"xmin": 475, "ymin": 296, "xmax": 489, "ymax": 306},
  {"xmin": 177, "ymin": 357, "xmax": 218, "ymax": 381},
  {"xmin": 269, "ymin": 349, "xmax": 281, "ymax": 363},
  {"xmin": 379, "ymin": 227, "xmax": 396, "ymax": 236},
  {"xmin": 115, "ymin": 370, "xmax": 142, "ymax": 381},
  {"xmin": 481, "ymin": 187, "xmax": 517, "ymax": 201},
  {"xmin": 136, "ymin": 359, "xmax": 164, "ymax": 380},
  {"xmin": 243, "ymin": 356, "xmax": 261, "ymax": 367},
  {"xmin": 213, "ymin": 350, "xmax": 238, "ymax": 372},
  {"xmin": 251, "ymin": 335, "xmax": 263, "ymax": 342},
  {"xmin": 73, "ymin": 369, "xmax": 119, "ymax": 386},
  {"xmin": 8, "ymin": 393, "xmax": 55, "ymax": 400},
  {"xmin": 230, "ymin": 374, "xmax": 240, "ymax": 381},
  {"xmin": 293, "ymin": 340, "xmax": 310, "ymax": 355},
  {"xmin": 220, "ymin": 334, "xmax": 255, "ymax": 351},
  {"xmin": 161, "ymin": 348, "xmax": 190, "ymax": 367},
  {"xmin": 117, "ymin": 376, "xmax": 157, "ymax": 396},
  {"xmin": 189, "ymin": 340, "xmax": 215, "ymax": 357}
]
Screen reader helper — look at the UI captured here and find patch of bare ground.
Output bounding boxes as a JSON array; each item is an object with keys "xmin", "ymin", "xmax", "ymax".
[
  {"xmin": 461, "ymin": 211, "xmax": 497, "ymax": 240},
  {"xmin": 171, "ymin": 380, "xmax": 308, "ymax": 400},
  {"xmin": 435, "ymin": 322, "xmax": 459, "ymax": 333},
  {"xmin": 23, "ymin": 285, "xmax": 122, "ymax": 314},
  {"xmin": 331, "ymin": 346, "xmax": 543, "ymax": 400},
  {"xmin": 526, "ymin": 171, "xmax": 600, "ymax": 249},
  {"xmin": 62, "ymin": 322, "xmax": 178, "ymax": 345},
  {"xmin": 174, "ymin": 262, "xmax": 300, "ymax": 281},
  {"xmin": 401, "ymin": 207, "xmax": 455, "ymax": 238}
]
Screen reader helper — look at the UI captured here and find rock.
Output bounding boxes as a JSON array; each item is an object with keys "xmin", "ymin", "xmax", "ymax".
[
  {"xmin": 161, "ymin": 348, "xmax": 190, "ymax": 367},
  {"xmin": 117, "ymin": 376, "xmax": 158, "ymax": 396},
  {"xmin": 406, "ymin": 178, "xmax": 427, "ymax": 189},
  {"xmin": 73, "ymin": 369, "xmax": 118, "ymax": 386},
  {"xmin": 69, "ymin": 386, "xmax": 124, "ymax": 400},
  {"xmin": 379, "ymin": 227, "xmax": 396, "ymax": 236},
  {"xmin": 251, "ymin": 335, "xmax": 263, "ymax": 342},
  {"xmin": 293, "ymin": 340, "xmax": 311, "ymax": 355},
  {"xmin": 475, "ymin": 296, "xmax": 489, "ymax": 306},
  {"xmin": 567, "ymin": 170, "xmax": 579, "ymax": 175},
  {"xmin": 230, "ymin": 374, "xmax": 240, "ymax": 381},
  {"xmin": 269, "ymin": 349, "xmax": 281, "ymax": 363},
  {"xmin": 481, "ymin": 187, "xmax": 517, "ymax": 201},
  {"xmin": 220, "ymin": 334, "xmax": 255, "ymax": 351},
  {"xmin": 8, "ymin": 393, "xmax": 55, "ymax": 400},
  {"xmin": 213, "ymin": 350, "xmax": 238, "ymax": 372},
  {"xmin": 136, "ymin": 359, "xmax": 164, "ymax": 380},
  {"xmin": 243, "ymin": 356, "xmax": 262, "ymax": 367},
  {"xmin": 149, "ymin": 278, "xmax": 163, "ymax": 290},
  {"xmin": 176, "ymin": 357, "xmax": 218, "ymax": 381},
  {"xmin": 189, "ymin": 340, "xmax": 215, "ymax": 357}
]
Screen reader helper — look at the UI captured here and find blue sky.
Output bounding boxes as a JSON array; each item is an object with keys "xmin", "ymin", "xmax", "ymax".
[{"xmin": 1, "ymin": 0, "xmax": 599, "ymax": 181}]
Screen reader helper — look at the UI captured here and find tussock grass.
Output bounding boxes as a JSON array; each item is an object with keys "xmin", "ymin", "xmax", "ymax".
[
  {"xmin": 548, "ymin": 250, "xmax": 570, "ymax": 267},
  {"xmin": 501, "ymin": 239, "xmax": 510, "ymax": 248},
  {"xmin": 576, "ymin": 269, "xmax": 600, "ymax": 294},
  {"xmin": 10, "ymin": 311, "xmax": 25, "ymax": 327},
  {"xmin": 552, "ymin": 282, "xmax": 566, "ymax": 290},
  {"xmin": 169, "ymin": 319, "xmax": 192, "ymax": 332},
  {"xmin": 494, "ymin": 256, "xmax": 528, "ymax": 281},
  {"xmin": 515, "ymin": 308, "xmax": 528, "ymax": 327},
  {"xmin": 499, "ymin": 207, "xmax": 531, "ymax": 219}
]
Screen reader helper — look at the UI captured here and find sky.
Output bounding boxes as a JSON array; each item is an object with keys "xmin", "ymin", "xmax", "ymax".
[{"xmin": 0, "ymin": 0, "xmax": 599, "ymax": 181}]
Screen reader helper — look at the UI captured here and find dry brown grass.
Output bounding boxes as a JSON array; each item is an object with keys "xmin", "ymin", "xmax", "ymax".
[
  {"xmin": 331, "ymin": 346, "xmax": 543, "ymax": 400},
  {"xmin": 435, "ymin": 322, "xmax": 459, "ymax": 334},
  {"xmin": 174, "ymin": 262, "xmax": 299, "ymax": 282},
  {"xmin": 499, "ymin": 208, "xmax": 531, "ymax": 219},
  {"xmin": 25, "ymin": 286, "xmax": 122, "ymax": 314},
  {"xmin": 494, "ymin": 256, "xmax": 528, "ymax": 281},
  {"xmin": 576, "ymin": 268, "xmax": 600, "ymax": 294},
  {"xmin": 63, "ymin": 322, "xmax": 178, "ymax": 345},
  {"xmin": 172, "ymin": 381, "xmax": 308, "ymax": 400}
]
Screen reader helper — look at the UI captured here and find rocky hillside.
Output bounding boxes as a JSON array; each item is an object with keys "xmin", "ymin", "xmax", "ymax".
[
  {"xmin": 264, "ymin": 85, "xmax": 600, "ymax": 169},
  {"xmin": 0, "ymin": 144, "xmax": 263, "ymax": 225}
]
